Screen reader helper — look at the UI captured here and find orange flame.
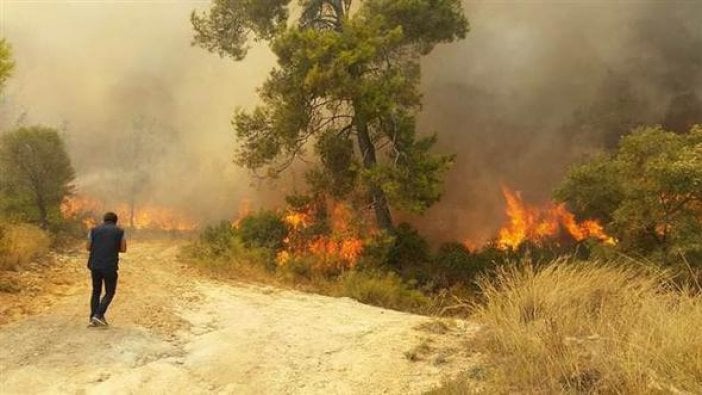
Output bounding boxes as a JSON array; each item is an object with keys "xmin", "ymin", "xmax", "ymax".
[
  {"xmin": 497, "ymin": 186, "xmax": 615, "ymax": 250},
  {"xmin": 61, "ymin": 195, "xmax": 198, "ymax": 232},
  {"xmin": 277, "ymin": 201, "xmax": 364, "ymax": 271},
  {"xmin": 232, "ymin": 198, "xmax": 252, "ymax": 228}
]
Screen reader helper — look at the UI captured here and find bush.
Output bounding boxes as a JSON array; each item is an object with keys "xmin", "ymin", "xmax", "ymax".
[
  {"xmin": 0, "ymin": 222, "xmax": 51, "ymax": 270},
  {"xmin": 356, "ymin": 231, "xmax": 395, "ymax": 271},
  {"xmin": 464, "ymin": 260, "xmax": 702, "ymax": 394},
  {"xmin": 183, "ymin": 232, "xmax": 276, "ymax": 279},
  {"xmin": 238, "ymin": 210, "xmax": 289, "ymax": 251},
  {"xmin": 196, "ymin": 221, "xmax": 238, "ymax": 258},
  {"xmin": 276, "ymin": 255, "xmax": 316, "ymax": 282},
  {"xmin": 386, "ymin": 223, "xmax": 432, "ymax": 282},
  {"xmin": 432, "ymin": 242, "xmax": 484, "ymax": 288},
  {"xmin": 0, "ymin": 126, "xmax": 75, "ymax": 229},
  {"xmin": 339, "ymin": 270, "xmax": 429, "ymax": 312}
]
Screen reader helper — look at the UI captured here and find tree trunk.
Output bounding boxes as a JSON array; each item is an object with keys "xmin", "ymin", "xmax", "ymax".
[
  {"xmin": 354, "ymin": 111, "xmax": 394, "ymax": 232},
  {"xmin": 129, "ymin": 197, "xmax": 135, "ymax": 229},
  {"xmin": 128, "ymin": 182, "xmax": 137, "ymax": 229},
  {"xmin": 36, "ymin": 195, "xmax": 48, "ymax": 230}
]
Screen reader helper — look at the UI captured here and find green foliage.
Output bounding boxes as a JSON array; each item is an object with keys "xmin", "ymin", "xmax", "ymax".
[
  {"xmin": 386, "ymin": 222, "xmax": 432, "ymax": 280},
  {"xmin": 0, "ymin": 39, "xmax": 14, "ymax": 93},
  {"xmin": 184, "ymin": 221, "xmax": 277, "ymax": 273},
  {"xmin": 432, "ymin": 242, "xmax": 482, "ymax": 287},
  {"xmin": 191, "ymin": 213, "xmax": 288, "ymax": 266},
  {"xmin": 356, "ymin": 230, "xmax": 395, "ymax": 270},
  {"xmin": 193, "ymin": 0, "xmax": 468, "ymax": 229},
  {"xmin": 555, "ymin": 125, "xmax": 702, "ymax": 261},
  {"xmin": 0, "ymin": 126, "xmax": 75, "ymax": 229},
  {"xmin": 339, "ymin": 270, "xmax": 429, "ymax": 311},
  {"xmin": 237, "ymin": 210, "xmax": 289, "ymax": 251},
  {"xmin": 554, "ymin": 155, "xmax": 624, "ymax": 223},
  {"xmin": 277, "ymin": 255, "xmax": 315, "ymax": 282},
  {"xmin": 191, "ymin": 0, "xmax": 290, "ymax": 60},
  {"xmin": 308, "ymin": 132, "xmax": 359, "ymax": 199},
  {"xmin": 367, "ymin": 133, "xmax": 454, "ymax": 214},
  {"xmin": 198, "ymin": 221, "xmax": 239, "ymax": 257},
  {"xmin": 363, "ymin": 0, "xmax": 468, "ymax": 54}
]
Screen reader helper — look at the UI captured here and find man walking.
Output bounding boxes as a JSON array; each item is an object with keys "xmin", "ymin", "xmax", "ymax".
[{"xmin": 86, "ymin": 212, "xmax": 126, "ymax": 327}]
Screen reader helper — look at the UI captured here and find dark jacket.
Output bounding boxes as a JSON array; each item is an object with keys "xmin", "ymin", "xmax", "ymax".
[{"xmin": 88, "ymin": 222, "xmax": 124, "ymax": 272}]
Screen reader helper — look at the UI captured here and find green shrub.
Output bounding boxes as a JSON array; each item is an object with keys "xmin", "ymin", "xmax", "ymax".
[
  {"xmin": 387, "ymin": 223, "xmax": 432, "ymax": 282},
  {"xmin": 356, "ymin": 231, "xmax": 395, "ymax": 271},
  {"xmin": 183, "ymin": 233, "xmax": 276, "ymax": 278},
  {"xmin": 0, "ymin": 126, "xmax": 75, "ymax": 229},
  {"xmin": 197, "ymin": 221, "xmax": 238, "ymax": 258},
  {"xmin": 339, "ymin": 270, "xmax": 429, "ymax": 312},
  {"xmin": 238, "ymin": 210, "xmax": 289, "ymax": 251},
  {"xmin": 432, "ymin": 242, "xmax": 474, "ymax": 287},
  {"xmin": 277, "ymin": 255, "xmax": 315, "ymax": 282}
]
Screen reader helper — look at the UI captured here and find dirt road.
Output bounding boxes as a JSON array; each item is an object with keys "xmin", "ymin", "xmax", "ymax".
[{"xmin": 0, "ymin": 241, "xmax": 478, "ymax": 394}]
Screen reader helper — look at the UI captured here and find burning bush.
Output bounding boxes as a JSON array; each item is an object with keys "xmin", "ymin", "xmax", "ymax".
[
  {"xmin": 276, "ymin": 199, "xmax": 367, "ymax": 277},
  {"xmin": 496, "ymin": 185, "xmax": 614, "ymax": 250}
]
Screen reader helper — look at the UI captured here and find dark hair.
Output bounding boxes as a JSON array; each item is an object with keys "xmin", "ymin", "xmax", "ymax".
[{"xmin": 103, "ymin": 212, "xmax": 118, "ymax": 224}]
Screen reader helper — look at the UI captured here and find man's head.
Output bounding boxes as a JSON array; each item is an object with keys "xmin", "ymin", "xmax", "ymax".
[{"xmin": 103, "ymin": 212, "xmax": 118, "ymax": 224}]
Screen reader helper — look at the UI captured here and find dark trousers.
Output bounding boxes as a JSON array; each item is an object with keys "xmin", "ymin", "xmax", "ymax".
[{"xmin": 90, "ymin": 270, "xmax": 118, "ymax": 319}]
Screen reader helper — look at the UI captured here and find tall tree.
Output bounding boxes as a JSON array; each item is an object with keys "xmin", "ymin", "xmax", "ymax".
[
  {"xmin": 0, "ymin": 126, "xmax": 75, "ymax": 229},
  {"xmin": 192, "ymin": 0, "xmax": 468, "ymax": 231},
  {"xmin": 0, "ymin": 39, "xmax": 13, "ymax": 93}
]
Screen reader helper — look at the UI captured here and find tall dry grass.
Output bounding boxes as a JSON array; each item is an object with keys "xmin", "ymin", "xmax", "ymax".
[
  {"xmin": 466, "ymin": 261, "xmax": 702, "ymax": 394},
  {"xmin": 0, "ymin": 223, "xmax": 51, "ymax": 271}
]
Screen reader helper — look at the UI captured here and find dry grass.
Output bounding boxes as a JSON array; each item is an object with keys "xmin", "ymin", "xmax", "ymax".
[
  {"xmin": 405, "ymin": 337, "xmax": 434, "ymax": 362},
  {"xmin": 0, "ymin": 223, "xmax": 51, "ymax": 271},
  {"xmin": 462, "ymin": 260, "xmax": 702, "ymax": 394}
]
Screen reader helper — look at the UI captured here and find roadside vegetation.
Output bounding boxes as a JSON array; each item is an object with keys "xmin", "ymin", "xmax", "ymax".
[
  {"xmin": 0, "ymin": 40, "xmax": 80, "ymax": 294},
  {"xmin": 181, "ymin": 213, "xmax": 433, "ymax": 313},
  {"xmin": 0, "ymin": 223, "xmax": 51, "ymax": 272},
  {"xmin": 435, "ymin": 261, "xmax": 702, "ymax": 394},
  {"xmin": 185, "ymin": 1, "xmax": 702, "ymax": 392}
]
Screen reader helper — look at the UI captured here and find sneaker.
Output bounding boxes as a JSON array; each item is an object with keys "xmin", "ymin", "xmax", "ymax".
[
  {"xmin": 87, "ymin": 319, "xmax": 98, "ymax": 328},
  {"xmin": 90, "ymin": 316, "xmax": 107, "ymax": 327},
  {"xmin": 94, "ymin": 316, "xmax": 109, "ymax": 327}
]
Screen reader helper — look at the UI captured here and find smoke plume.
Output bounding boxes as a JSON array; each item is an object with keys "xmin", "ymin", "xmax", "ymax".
[{"xmin": 415, "ymin": 0, "xmax": 702, "ymax": 244}]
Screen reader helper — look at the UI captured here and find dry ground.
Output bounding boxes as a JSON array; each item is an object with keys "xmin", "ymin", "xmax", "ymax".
[{"xmin": 0, "ymin": 241, "xmax": 479, "ymax": 394}]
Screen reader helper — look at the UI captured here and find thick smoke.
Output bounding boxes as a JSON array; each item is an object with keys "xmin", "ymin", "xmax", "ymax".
[
  {"xmin": 1, "ymin": 1, "xmax": 701, "ymax": 239},
  {"xmin": 415, "ymin": 0, "xmax": 702, "ymax": 245},
  {"xmin": 0, "ymin": 1, "xmax": 285, "ymax": 223}
]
